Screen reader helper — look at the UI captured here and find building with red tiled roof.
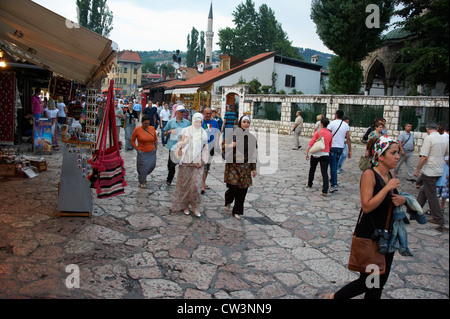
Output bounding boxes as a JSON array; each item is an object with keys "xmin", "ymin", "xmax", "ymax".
[
  {"xmin": 165, "ymin": 51, "xmax": 323, "ymax": 113},
  {"xmin": 102, "ymin": 50, "xmax": 143, "ymax": 98}
]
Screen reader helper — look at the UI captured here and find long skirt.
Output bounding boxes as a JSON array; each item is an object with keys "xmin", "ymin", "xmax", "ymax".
[
  {"xmin": 171, "ymin": 164, "xmax": 204, "ymax": 212},
  {"xmin": 136, "ymin": 149, "xmax": 157, "ymax": 185},
  {"xmin": 125, "ymin": 122, "xmax": 136, "ymax": 150}
]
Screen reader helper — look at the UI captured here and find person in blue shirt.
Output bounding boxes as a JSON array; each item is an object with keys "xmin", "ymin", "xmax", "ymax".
[
  {"xmin": 201, "ymin": 107, "xmax": 220, "ymax": 193},
  {"xmin": 142, "ymin": 101, "xmax": 160, "ymax": 131},
  {"xmin": 222, "ymin": 104, "xmax": 237, "ymax": 138},
  {"xmin": 132, "ymin": 100, "xmax": 143, "ymax": 119},
  {"xmin": 163, "ymin": 105, "xmax": 191, "ymax": 185}
]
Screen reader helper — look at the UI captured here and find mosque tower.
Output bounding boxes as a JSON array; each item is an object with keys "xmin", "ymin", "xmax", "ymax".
[{"xmin": 205, "ymin": 2, "xmax": 214, "ymax": 66}]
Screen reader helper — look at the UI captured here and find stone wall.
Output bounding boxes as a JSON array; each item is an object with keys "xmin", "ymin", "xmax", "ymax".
[{"xmin": 233, "ymin": 93, "xmax": 449, "ymax": 153}]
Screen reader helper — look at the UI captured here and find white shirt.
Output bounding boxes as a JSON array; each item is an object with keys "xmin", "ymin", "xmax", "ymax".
[
  {"xmin": 56, "ymin": 103, "xmax": 66, "ymax": 117},
  {"xmin": 46, "ymin": 109, "xmax": 59, "ymax": 119},
  {"xmin": 160, "ymin": 109, "xmax": 171, "ymax": 122},
  {"xmin": 420, "ymin": 131, "xmax": 449, "ymax": 177},
  {"xmin": 327, "ymin": 119, "xmax": 350, "ymax": 148}
]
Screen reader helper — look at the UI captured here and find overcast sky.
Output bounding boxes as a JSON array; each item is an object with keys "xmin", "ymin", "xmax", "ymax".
[{"xmin": 32, "ymin": 0, "xmax": 339, "ymax": 54}]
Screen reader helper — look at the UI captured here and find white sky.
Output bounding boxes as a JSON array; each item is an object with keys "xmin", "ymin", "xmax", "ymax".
[{"xmin": 33, "ymin": 0, "xmax": 337, "ymax": 54}]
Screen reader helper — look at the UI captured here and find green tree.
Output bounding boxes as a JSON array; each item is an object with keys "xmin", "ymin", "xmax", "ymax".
[
  {"xmin": 327, "ymin": 56, "xmax": 364, "ymax": 94},
  {"xmin": 218, "ymin": 0, "xmax": 302, "ymax": 60},
  {"xmin": 311, "ymin": 0, "xmax": 394, "ymax": 62},
  {"xmin": 186, "ymin": 28, "xmax": 206, "ymax": 67},
  {"xmin": 311, "ymin": 0, "xmax": 394, "ymax": 94},
  {"xmin": 393, "ymin": 0, "xmax": 449, "ymax": 93},
  {"xmin": 142, "ymin": 61, "xmax": 157, "ymax": 74},
  {"xmin": 76, "ymin": 0, "xmax": 113, "ymax": 37}
]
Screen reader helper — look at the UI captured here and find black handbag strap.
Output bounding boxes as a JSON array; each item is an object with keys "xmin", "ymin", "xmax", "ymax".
[{"xmin": 332, "ymin": 120, "xmax": 344, "ymax": 137}]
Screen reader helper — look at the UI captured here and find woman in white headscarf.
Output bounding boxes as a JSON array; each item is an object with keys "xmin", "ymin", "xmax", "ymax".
[{"xmin": 171, "ymin": 113, "xmax": 209, "ymax": 217}]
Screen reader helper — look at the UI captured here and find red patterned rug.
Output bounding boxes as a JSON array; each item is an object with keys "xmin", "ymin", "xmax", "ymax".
[{"xmin": 0, "ymin": 72, "xmax": 15, "ymax": 145}]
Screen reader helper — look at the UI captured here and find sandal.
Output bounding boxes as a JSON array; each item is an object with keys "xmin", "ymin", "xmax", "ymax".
[
  {"xmin": 224, "ymin": 204, "xmax": 230, "ymax": 212},
  {"xmin": 233, "ymin": 214, "xmax": 241, "ymax": 220},
  {"xmin": 194, "ymin": 210, "xmax": 201, "ymax": 218}
]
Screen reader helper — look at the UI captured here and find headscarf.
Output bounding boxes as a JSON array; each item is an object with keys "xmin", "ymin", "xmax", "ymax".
[
  {"xmin": 371, "ymin": 135, "xmax": 397, "ymax": 166},
  {"xmin": 180, "ymin": 113, "xmax": 208, "ymax": 163}
]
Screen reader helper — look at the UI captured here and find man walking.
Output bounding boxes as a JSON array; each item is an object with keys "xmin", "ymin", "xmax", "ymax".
[
  {"xmin": 394, "ymin": 122, "xmax": 416, "ymax": 181},
  {"xmin": 160, "ymin": 103, "xmax": 171, "ymax": 146},
  {"xmin": 414, "ymin": 123, "xmax": 449, "ymax": 226},
  {"xmin": 327, "ymin": 110, "xmax": 351, "ymax": 193},
  {"xmin": 292, "ymin": 110, "xmax": 304, "ymax": 150},
  {"xmin": 201, "ymin": 107, "xmax": 220, "ymax": 194},
  {"xmin": 163, "ymin": 105, "xmax": 191, "ymax": 186}
]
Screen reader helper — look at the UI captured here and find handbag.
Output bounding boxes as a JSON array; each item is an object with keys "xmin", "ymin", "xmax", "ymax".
[
  {"xmin": 309, "ymin": 129, "xmax": 325, "ymax": 154},
  {"xmin": 88, "ymin": 80, "xmax": 127, "ymax": 199},
  {"xmin": 348, "ymin": 201, "xmax": 393, "ymax": 275},
  {"xmin": 358, "ymin": 155, "xmax": 371, "ymax": 171}
]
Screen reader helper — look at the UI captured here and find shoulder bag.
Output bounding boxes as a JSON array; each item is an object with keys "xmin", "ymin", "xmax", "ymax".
[
  {"xmin": 348, "ymin": 203, "xmax": 392, "ymax": 275},
  {"xmin": 88, "ymin": 80, "xmax": 127, "ymax": 199},
  {"xmin": 309, "ymin": 129, "xmax": 326, "ymax": 154}
]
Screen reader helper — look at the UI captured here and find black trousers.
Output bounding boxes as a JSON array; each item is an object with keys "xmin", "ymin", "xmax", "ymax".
[
  {"xmin": 334, "ymin": 252, "xmax": 395, "ymax": 299},
  {"xmin": 167, "ymin": 151, "xmax": 178, "ymax": 184},
  {"xmin": 225, "ymin": 184, "xmax": 248, "ymax": 216},
  {"xmin": 307, "ymin": 155, "xmax": 330, "ymax": 194}
]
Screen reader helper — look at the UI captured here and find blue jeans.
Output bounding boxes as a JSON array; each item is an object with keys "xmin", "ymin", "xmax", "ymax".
[
  {"xmin": 161, "ymin": 121, "xmax": 168, "ymax": 145},
  {"xmin": 330, "ymin": 147, "xmax": 344, "ymax": 188},
  {"xmin": 337, "ymin": 144, "xmax": 348, "ymax": 171}
]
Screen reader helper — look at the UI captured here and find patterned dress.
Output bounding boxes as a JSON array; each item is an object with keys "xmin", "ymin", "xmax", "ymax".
[{"xmin": 171, "ymin": 125, "xmax": 209, "ymax": 212}]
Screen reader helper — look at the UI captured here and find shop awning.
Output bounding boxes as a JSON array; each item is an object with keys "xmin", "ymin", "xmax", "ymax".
[
  {"xmin": 172, "ymin": 87, "xmax": 200, "ymax": 95},
  {"xmin": 0, "ymin": 0, "xmax": 117, "ymax": 87}
]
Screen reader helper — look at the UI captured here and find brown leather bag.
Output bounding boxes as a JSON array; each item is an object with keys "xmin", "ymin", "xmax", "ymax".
[{"xmin": 348, "ymin": 203, "xmax": 393, "ymax": 275}]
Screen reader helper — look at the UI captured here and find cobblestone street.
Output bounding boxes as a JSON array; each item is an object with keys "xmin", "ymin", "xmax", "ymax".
[{"xmin": 0, "ymin": 132, "xmax": 448, "ymax": 299}]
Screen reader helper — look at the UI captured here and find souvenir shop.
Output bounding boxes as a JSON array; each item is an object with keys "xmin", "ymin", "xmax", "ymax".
[{"xmin": 1, "ymin": 0, "xmax": 121, "ymax": 217}]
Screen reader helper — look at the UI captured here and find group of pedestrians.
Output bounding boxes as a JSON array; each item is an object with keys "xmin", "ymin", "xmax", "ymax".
[
  {"xmin": 129, "ymin": 103, "xmax": 256, "ymax": 220},
  {"xmin": 292, "ymin": 109, "xmax": 448, "ymax": 299},
  {"xmin": 298, "ymin": 109, "xmax": 352, "ymax": 197}
]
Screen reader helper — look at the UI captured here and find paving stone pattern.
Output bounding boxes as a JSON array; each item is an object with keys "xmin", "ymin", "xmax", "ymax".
[{"xmin": 0, "ymin": 133, "xmax": 448, "ymax": 299}]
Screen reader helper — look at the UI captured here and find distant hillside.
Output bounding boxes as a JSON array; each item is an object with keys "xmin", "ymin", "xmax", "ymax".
[
  {"xmin": 297, "ymin": 48, "xmax": 335, "ymax": 70},
  {"xmin": 137, "ymin": 48, "xmax": 335, "ymax": 70}
]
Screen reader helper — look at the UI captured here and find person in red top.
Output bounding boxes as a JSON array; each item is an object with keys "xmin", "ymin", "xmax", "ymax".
[
  {"xmin": 131, "ymin": 115, "xmax": 158, "ymax": 189},
  {"xmin": 305, "ymin": 117, "xmax": 333, "ymax": 196},
  {"xmin": 31, "ymin": 88, "xmax": 43, "ymax": 118}
]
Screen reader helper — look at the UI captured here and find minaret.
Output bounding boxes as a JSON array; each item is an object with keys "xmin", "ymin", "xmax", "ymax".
[{"xmin": 205, "ymin": 2, "xmax": 214, "ymax": 66}]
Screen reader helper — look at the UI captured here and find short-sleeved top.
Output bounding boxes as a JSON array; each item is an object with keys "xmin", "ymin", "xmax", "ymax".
[
  {"xmin": 143, "ymin": 107, "xmax": 160, "ymax": 126},
  {"xmin": 57, "ymin": 103, "xmax": 66, "ymax": 117},
  {"xmin": 31, "ymin": 95, "xmax": 42, "ymax": 115},
  {"xmin": 397, "ymin": 131, "xmax": 415, "ymax": 153},
  {"xmin": 328, "ymin": 119, "xmax": 350, "ymax": 149},
  {"xmin": 46, "ymin": 109, "xmax": 59, "ymax": 119},
  {"xmin": 164, "ymin": 118, "xmax": 191, "ymax": 151},
  {"xmin": 294, "ymin": 116, "xmax": 303, "ymax": 128},
  {"xmin": 308, "ymin": 128, "xmax": 333, "ymax": 157},
  {"xmin": 420, "ymin": 131, "xmax": 449, "ymax": 177},
  {"xmin": 115, "ymin": 107, "xmax": 123, "ymax": 127},
  {"xmin": 224, "ymin": 111, "xmax": 237, "ymax": 129},
  {"xmin": 131, "ymin": 126, "xmax": 157, "ymax": 153},
  {"xmin": 203, "ymin": 118, "xmax": 220, "ymax": 149},
  {"xmin": 160, "ymin": 109, "xmax": 171, "ymax": 122}
]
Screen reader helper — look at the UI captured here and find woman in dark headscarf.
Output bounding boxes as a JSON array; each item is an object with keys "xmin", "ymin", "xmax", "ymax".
[{"xmin": 222, "ymin": 116, "xmax": 258, "ymax": 220}]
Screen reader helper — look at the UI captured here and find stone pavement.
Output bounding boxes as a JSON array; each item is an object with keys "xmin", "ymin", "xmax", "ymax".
[{"xmin": 0, "ymin": 132, "xmax": 448, "ymax": 299}]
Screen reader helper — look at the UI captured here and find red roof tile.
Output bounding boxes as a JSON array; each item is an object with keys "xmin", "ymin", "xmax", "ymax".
[
  {"xmin": 175, "ymin": 51, "xmax": 275, "ymax": 89},
  {"xmin": 117, "ymin": 51, "xmax": 142, "ymax": 63}
]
